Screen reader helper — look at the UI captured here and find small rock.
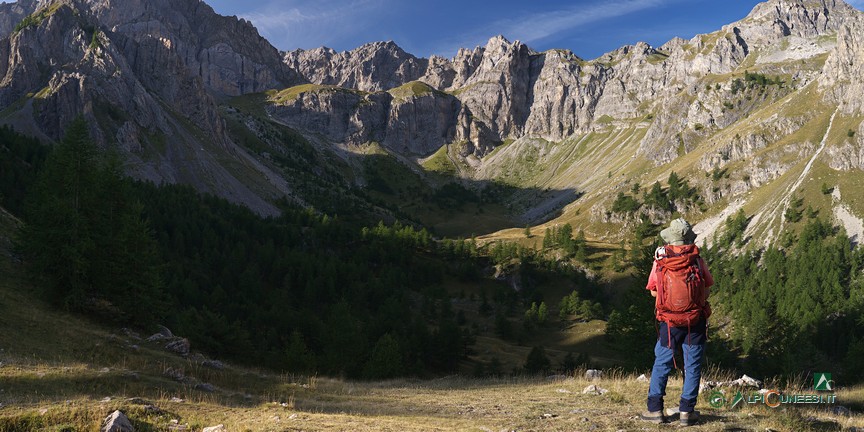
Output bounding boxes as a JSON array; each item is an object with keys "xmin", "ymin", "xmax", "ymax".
[
  {"xmin": 636, "ymin": 374, "xmax": 648, "ymax": 382},
  {"xmin": 195, "ymin": 383, "xmax": 216, "ymax": 393},
  {"xmin": 202, "ymin": 425, "xmax": 225, "ymax": 432},
  {"xmin": 163, "ymin": 367, "xmax": 185, "ymax": 382},
  {"xmin": 143, "ymin": 405, "xmax": 162, "ymax": 414},
  {"xmin": 146, "ymin": 334, "xmax": 167, "ymax": 342},
  {"xmin": 101, "ymin": 410, "xmax": 134, "ymax": 432},
  {"xmin": 156, "ymin": 325, "xmax": 173, "ymax": 338},
  {"xmin": 100, "ymin": 397, "xmax": 112, "ymax": 403},
  {"xmin": 731, "ymin": 374, "xmax": 762, "ymax": 388},
  {"xmin": 99, "ymin": 367, "xmax": 110, "ymax": 373},
  {"xmin": 831, "ymin": 405, "xmax": 851, "ymax": 416},
  {"xmin": 288, "ymin": 414, "xmax": 298, "ymax": 420},
  {"xmin": 169, "ymin": 397, "xmax": 184, "ymax": 403},
  {"xmin": 202, "ymin": 359, "xmax": 224, "ymax": 370},
  {"xmin": 121, "ymin": 328, "xmax": 141, "ymax": 340},
  {"xmin": 556, "ymin": 388, "xmax": 571, "ymax": 393},
  {"xmin": 585, "ymin": 369, "xmax": 603, "ymax": 380},
  {"xmin": 582, "ymin": 384, "xmax": 608, "ymax": 395},
  {"xmin": 39, "ymin": 408, "xmax": 48, "ymax": 415},
  {"xmin": 165, "ymin": 339, "xmax": 191, "ymax": 356},
  {"xmin": 541, "ymin": 413, "xmax": 558, "ymax": 418}
]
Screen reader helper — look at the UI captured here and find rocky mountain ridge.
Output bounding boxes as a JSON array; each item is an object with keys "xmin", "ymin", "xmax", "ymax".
[
  {"xmin": 2, "ymin": 0, "xmax": 864, "ymax": 244},
  {"xmin": 279, "ymin": 0, "xmax": 860, "ymax": 162},
  {"xmin": 0, "ymin": 0, "xmax": 307, "ymax": 215},
  {"xmin": 273, "ymin": 0, "xmax": 864, "ymax": 243}
]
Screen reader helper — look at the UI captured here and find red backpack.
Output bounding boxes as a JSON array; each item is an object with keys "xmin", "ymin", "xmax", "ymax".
[{"xmin": 653, "ymin": 244, "xmax": 710, "ymax": 327}]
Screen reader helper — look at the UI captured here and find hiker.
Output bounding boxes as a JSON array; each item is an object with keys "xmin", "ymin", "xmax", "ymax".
[{"xmin": 640, "ymin": 218, "xmax": 713, "ymax": 426}]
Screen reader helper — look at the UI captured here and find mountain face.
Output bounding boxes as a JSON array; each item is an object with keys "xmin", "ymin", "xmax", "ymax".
[
  {"xmin": 271, "ymin": 0, "xmax": 864, "ymax": 245},
  {"xmin": 3, "ymin": 0, "xmax": 864, "ymax": 244},
  {"xmin": 0, "ymin": 0, "xmax": 304, "ymax": 215},
  {"xmin": 281, "ymin": 1, "xmax": 859, "ymax": 161}
]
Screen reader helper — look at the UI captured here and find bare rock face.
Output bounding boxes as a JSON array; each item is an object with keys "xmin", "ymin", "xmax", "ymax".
[
  {"xmin": 0, "ymin": 0, "xmax": 298, "ymax": 216},
  {"xmin": 279, "ymin": 0, "xmax": 859, "ymax": 166},
  {"xmin": 821, "ymin": 14, "xmax": 864, "ymax": 113},
  {"xmin": 455, "ymin": 36, "xmax": 535, "ymax": 141},
  {"xmin": 268, "ymin": 83, "xmax": 460, "ymax": 157},
  {"xmin": 87, "ymin": 0, "xmax": 299, "ymax": 97},
  {"xmin": 385, "ymin": 84, "xmax": 461, "ymax": 155},
  {"xmin": 0, "ymin": 3, "xmax": 170, "ymax": 143},
  {"xmin": 284, "ymin": 41, "xmax": 427, "ymax": 92},
  {"xmin": 734, "ymin": 0, "xmax": 858, "ymax": 46},
  {"xmin": 826, "ymin": 122, "xmax": 864, "ymax": 170},
  {"xmin": 0, "ymin": 0, "xmax": 40, "ymax": 37}
]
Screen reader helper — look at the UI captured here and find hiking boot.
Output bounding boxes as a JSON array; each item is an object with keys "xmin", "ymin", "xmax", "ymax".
[
  {"xmin": 664, "ymin": 406, "xmax": 680, "ymax": 420},
  {"xmin": 679, "ymin": 410, "xmax": 700, "ymax": 426},
  {"xmin": 639, "ymin": 410, "xmax": 664, "ymax": 423}
]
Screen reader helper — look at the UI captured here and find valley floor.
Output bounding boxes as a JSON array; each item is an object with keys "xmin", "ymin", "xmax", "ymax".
[{"xmin": 2, "ymin": 213, "xmax": 863, "ymax": 432}]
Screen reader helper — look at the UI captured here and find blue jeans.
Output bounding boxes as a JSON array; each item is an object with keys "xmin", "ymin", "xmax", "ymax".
[{"xmin": 647, "ymin": 324, "xmax": 705, "ymax": 413}]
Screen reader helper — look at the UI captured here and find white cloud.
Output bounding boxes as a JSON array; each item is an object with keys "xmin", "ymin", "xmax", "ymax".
[
  {"xmin": 431, "ymin": 0, "xmax": 679, "ymax": 57},
  {"xmin": 241, "ymin": 0, "xmax": 387, "ymax": 51}
]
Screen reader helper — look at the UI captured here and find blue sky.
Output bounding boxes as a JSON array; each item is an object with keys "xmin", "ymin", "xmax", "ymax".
[{"xmin": 205, "ymin": 0, "xmax": 864, "ymax": 60}]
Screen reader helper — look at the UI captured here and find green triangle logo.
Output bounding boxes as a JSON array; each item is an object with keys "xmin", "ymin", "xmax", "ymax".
[{"xmin": 814, "ymin": 373, "xmax": 833, "ymax": 391}]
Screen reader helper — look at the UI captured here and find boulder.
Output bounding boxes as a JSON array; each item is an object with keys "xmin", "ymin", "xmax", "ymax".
[
  {"xmin": 165, "ymin": 338, "xmax": 190, "ymax": 356},
  {"xmin": 731, "ymin": 374, "xmax": 762, "ymax": 388},
  {"xmin": 155, "ymin": 325, "xmax": 173, "ymax": 338},
  {"xmin": 582, "ymin": 384, "xmax": 608, "ymax": 395},
  {"xmin": 202, "ymin": 359, "xmax": 225, "ymax": 370},
  {"xmin": 585, "ymin": 369, "xmax": 603, "ymax": 380},
  {"xmin": 202, "ymin": 425, "xmax": 226, "ymax": 432},
  {"xmin": 101, "ymin": 410, "xmax": 134, "ymax": 432}
]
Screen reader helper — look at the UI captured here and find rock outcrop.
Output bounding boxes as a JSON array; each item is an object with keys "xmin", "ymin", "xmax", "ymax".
[
  {"xmin": 0, "ymin": 0, "xmax": 302, "ymax": 216},
  {"xmin": 101, "ymin": 410, "xmax": 134, "ymax": 432},
  {"xmin": 279, "ymin": 0, "xmax": 858, "ymax": 164},
  {"xmin": 267, "ymin": 82, "xmax": 460, "ymax": 157},
  {"xmin": 284, "ymin": 41, "xmax": 426, "ymax": 92}
]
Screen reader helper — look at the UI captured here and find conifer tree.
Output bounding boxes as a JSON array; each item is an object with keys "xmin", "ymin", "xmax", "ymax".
[{"xmin": 21, "ymin": 118, "xmax": 163, "ymax": 324}]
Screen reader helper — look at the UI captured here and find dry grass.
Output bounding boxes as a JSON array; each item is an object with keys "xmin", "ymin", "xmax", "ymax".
[{"xmin": 3, "ymin": 212, "xmax": 864, "ymax": 431}]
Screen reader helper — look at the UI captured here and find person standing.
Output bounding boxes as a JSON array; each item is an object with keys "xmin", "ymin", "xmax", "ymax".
[{"xmin": 640, "ymin": 218, "xmax": 713, "ymax": 426}]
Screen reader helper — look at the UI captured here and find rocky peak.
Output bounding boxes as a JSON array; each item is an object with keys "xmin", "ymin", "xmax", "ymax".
[
  {"xmin": 733, "ymin": 0, "xmax": 857, "ymax": 47},
  {"xmin": 81, "ymin": 0, "xmax": 299, "ymax": 96},
  {"xmin": 284, "ymin": 40, "xmax": 428, "ymax": 92}
]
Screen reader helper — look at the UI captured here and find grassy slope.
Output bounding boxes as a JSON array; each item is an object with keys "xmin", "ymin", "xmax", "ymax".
[
  {"xmin": 2, "ymin": 211, "xmax": 864, "ymax": 431},
  {"xmin": 473, "ymin": 50, "xmax": 864, "ymax": 250}
]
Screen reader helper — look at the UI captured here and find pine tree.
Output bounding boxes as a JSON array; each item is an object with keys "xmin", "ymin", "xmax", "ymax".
[
  {"xmin": 22, "ymin": 118, "xmax": 100, "ymax": 309},
  {"xmin": 21, "ymin": 118, "xmax": 163, "ymax": 324},
  {"xmin": 524, "ymin": 346, "xmax": 551, "ymax": 374},
  {"xmin": 363, "ymin": 333, "xmax": 404, "ymax": 379},
  {"xmin": 537, "ymin": 302, "xmax": 548, "ymax": 324}
]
